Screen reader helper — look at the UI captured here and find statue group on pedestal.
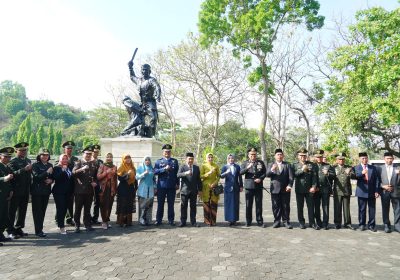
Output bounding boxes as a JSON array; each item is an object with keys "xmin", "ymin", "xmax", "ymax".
[{"xmin": 121, "ymin": 49, "xmax": 161, "ymax": 138}]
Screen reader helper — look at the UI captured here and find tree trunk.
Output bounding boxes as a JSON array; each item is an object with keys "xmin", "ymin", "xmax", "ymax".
[
  {"xmin": 211, "ymin": 109, "xmax": 220, "ymax": 151},
  {"xmin": 259, "ymin": 60, "xmax": 270, "ymax": 163},
  {"xmin": 196, "ymin": 124, "xmax": 204, "ymax": 161}
]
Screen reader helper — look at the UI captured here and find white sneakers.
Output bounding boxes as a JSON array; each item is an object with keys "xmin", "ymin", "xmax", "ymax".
[
  {"xmin": 102, "ymin": 223, "xmax": 108, "ymax": 230},
  {"xmin": 60, "ymin": 228, "xmax": 67, "ymax": 235}
]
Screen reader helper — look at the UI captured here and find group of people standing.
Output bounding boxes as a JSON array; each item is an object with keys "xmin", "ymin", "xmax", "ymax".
[{"xmin": 0, "ymin": 141, "xmax": 399, "ymax": 246}]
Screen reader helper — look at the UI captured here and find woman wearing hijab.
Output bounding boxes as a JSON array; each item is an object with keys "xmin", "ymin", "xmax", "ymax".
[
  {"xmin": 136, "ymin": 156, "xmax": 155, "ymax": 226},
  {"xmin": 116, "ymin": 154, "xmax": 136, "ymax": 227},
  {"xmin": 97, "ymin": 153, "xmax": 117, "ymax": 229},
  {"xmin": 31, "ymin": 148, "xmax": 53, "ymax": 237},
  {"xmin": 200, "ymin": 153, "xmax": 221, "ymax": 226},
  {"xmin": 52, "ymin": 154, "xmax": 73, "ymax": 234},
  {"xmin": 221, "ymin": 154, "xmax": 243, "ymax": 226}
]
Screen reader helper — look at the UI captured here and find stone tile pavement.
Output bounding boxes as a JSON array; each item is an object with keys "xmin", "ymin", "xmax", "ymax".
[{"xmin": 1, "ymin": 191, "xmax": 399, "ymax": 280}]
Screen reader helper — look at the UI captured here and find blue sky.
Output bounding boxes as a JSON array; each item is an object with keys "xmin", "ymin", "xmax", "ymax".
[{"xmin": 0, "ymin": 0, "xmax": 398, "ymax": 109}]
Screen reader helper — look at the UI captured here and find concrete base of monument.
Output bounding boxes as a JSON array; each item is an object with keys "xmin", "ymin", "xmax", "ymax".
[{"xmin": 100, "ymin": 136, "xmax": 164, "ymax": 166}]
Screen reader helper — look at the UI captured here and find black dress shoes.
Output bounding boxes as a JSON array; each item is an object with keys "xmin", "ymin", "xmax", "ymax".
[
  {"xmin": 35, "ymin": 232, "xmax": 47, "ymax": 238},
  {"xmin": 384, "ymin": 224, "xmax": 392, "ymax": 233},
  {"xmin": 283, "ymin": 223, "xmax": 293, "ymax": 229},
  {"xmin": 358, "ymin": 225, "xmax": 366, "ymax": 231},
  {"xmin": 344, "ymin": 224, "xmax": 354, "ymax": 230},
  {"xmin": 368, "ymin": 226, "xmax": 377, "ymax": 232},
  {"xmin": 299, "ymin": 223, "xmax": 306, "ymax": 229},
  {"xmin": 312, "ymin": 224, "xmax": 321, "ymax": 230},
  {"xmin": 272, "ymin": 221, "xmax": 281, "ymax": 228},
  {"xmin": 179, "ymin": 223, "xmax": 186, "ymax": 227}
]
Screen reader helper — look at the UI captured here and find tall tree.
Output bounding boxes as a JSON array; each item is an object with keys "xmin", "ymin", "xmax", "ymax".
[
  {"xmin": 47, "ymin": 123, "xmax": 55, "ymax": 153},
  {"xmin": 36, "ymin": 125, "xmax": 45, "ymax": 150},
  {"xmin": 318, "ymin": 7, "xmax": 400, "ymax": 156},
  {"xmin": 198, "ymin": 0, "xmax": 324, "ymax": 161},
  {"xmin": 155, "ymin": 34, "xmax": 249, "ymax": 150},
  {"xmin": 0, "ymin": 80, "xmax": 27, "ymax": 116},
  {"xmin": 53, "ymin": 130, "xmax": 62, "ymax": 155}
]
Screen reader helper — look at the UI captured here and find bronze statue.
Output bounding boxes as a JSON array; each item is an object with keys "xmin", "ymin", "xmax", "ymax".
[{"xmin": 121, "ymin": 49, "xmax": 161, "ymax": 138}]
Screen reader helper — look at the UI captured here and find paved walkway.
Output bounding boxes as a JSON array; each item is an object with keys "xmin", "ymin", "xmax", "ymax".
[{"xmin": 1, "ymin": 192, "xmax": 399, "ymax": 280}]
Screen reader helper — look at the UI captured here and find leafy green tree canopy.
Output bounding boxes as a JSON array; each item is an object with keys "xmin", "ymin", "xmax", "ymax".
[{"xmin": 318, "ymin": 7, "xmax": 400, "ymax": 156}]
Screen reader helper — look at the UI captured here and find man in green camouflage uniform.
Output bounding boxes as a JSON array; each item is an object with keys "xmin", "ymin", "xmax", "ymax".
[
  {"xmin": 332, "ymin": 152, "xmax": 354, "ymax": 230},
  {"xmin": 314, "ymin": 149, "xmax": 335, "ymax": 230}
]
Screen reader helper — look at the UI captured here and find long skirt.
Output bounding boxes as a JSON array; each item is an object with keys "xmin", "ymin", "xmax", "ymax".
[
  {"xmin": 203, "ymin": 200, "xmax": 218, "ymax": 226},
  {"xmin": 224, "ymin": 191, "xmax": 239, "ymax": 222},
  {"xmin": 116, "ymin": 192, "xmax": 134, "ymax": 226},
  {"xmin": 138, "ymin": 196, "xmax": 153, "ymax": 225},
  {"xmin": 99, "ymin": 186, "xmax": 114, "ymax": 223}
]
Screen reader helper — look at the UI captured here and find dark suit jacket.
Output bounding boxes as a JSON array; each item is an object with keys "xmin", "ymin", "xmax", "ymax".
[
  {"xmin": 52, "ymin": 166, "xmax": 73, "ymax": 195},
  {"xmin": 354, "ymin": 164, "xmax": 379, "ymax": 198},
  {"xmin": 177, "ymin": 164, "xmax": 202, "ymax": 195},
  {"xmin": 266, "ymin": 161, "xmax": 293, "ymax": 194},
  {"xmin": 377, "ymin": 164, "xmax": 399, "ymax": 198}
]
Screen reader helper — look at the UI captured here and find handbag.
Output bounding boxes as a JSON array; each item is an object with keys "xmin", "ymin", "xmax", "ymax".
[{"xmin": 213, "ymin": 184, "xmax": 224, "ymax": 195}]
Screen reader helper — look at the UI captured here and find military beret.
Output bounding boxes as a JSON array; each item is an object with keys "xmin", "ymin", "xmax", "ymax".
[
  {"xmin": 14, "ymin": 142, "xmax": 29, "ymax": 150},
  {"xmin": 384, "ymin": 152, "xmax": 394, "ymax": 157},
  {"xmin": 186, "ymin": 152, "xmax": 194, "ymax": 158},
  {"xmin": 314, "ymin": 149, "xmax": 324, "ymax": 157},
  {"xmin": 358, "ymin": 152, "xmax": 368, "ymax": 157},
  {"xmin": 92, "ymin": 144, "xmax": 101, "ymax": 151},
  {"xmin": 162, "ymin": 144, "xmax": 172, "ymax": 150},
  {"xmin": 336, "ymin": 152, "xmax": 347, "ymax": 159},
  {"xmin": 297, "ymin": 147, "xmax": 308, "ymax": 156},
  {"xmin": 247, "ymin": 147, "xmax": 258, "ymax": 153},
  {"xmin": 62, "ymin": 141, "xmax": 76, "ymax": 148},
  {"xmin": 82, "ymin": 146, "xmax": 94, "ymax": 153},
  {"xmin": 0, "ymin": 147, "xmax": 15, "ymax": 156}
]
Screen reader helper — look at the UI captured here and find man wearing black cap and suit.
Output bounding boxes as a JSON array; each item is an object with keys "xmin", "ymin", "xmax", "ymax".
[
  {"xmin": 154, "ymin": 144, "xmax": 179, "ymax": 226},
  {"xmin": 177, "ymin": 152, "xmax": 202, "ymax": 227},
  {"xmin": 240, "ymin": 148, "xmax": 267, "ymax": 227},
  {"xmin": 353, "ymin": 152, "xmax": 380, "ymax": 232},
  {"xmin": 266, "ymin": 149, "xmax": 294, "ymax": 229},
  {"xmin": 8, "ymin": 142, "xmax": 32, "ymax": 237},
  {"xmin": 377, "ymin": 152, "xmax": 400, "ymax": 233},
  {"xmin": 72, "ymin": 146, "xmax": 97, "ymax": 232},
  {"xmin": 332, "ymin": 152, "xmax": 354, "ymax": 229},
  {"xmin": 62, "ymin": 141, "xmax": 79, "ymax": 226},
  {"xmin": 0, "ymin": 147, "xmax": 15, "ymax": 244}
]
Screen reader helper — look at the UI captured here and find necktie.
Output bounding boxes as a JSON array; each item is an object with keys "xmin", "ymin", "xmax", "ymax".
[
  {"xmin": 278, "ymin": 163, "xmax": 282, "ymax": 173},
  {"xmin": 363, "ymin": 165, "xmax": 368, "ymax": 183}
]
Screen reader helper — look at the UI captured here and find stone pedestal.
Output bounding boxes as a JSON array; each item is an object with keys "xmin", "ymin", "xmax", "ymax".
[{"xmin": 100, "ymin": 136, "xmax": 164, "ymax": 166}]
